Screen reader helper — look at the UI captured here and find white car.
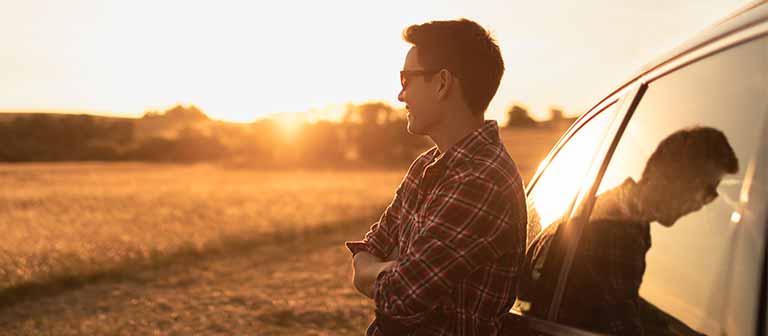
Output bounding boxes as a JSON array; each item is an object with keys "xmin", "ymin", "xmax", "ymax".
[{"xmin": 506, "ymin": 2, "xmax": 768, "ymax": 335}]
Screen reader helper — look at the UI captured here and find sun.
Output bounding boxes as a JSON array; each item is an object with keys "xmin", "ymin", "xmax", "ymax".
[{"xmin": 270, "ymin": 112, "xmax": 307, "ymax": 141}]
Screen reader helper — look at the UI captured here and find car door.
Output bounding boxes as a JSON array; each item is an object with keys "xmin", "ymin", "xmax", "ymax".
[{"xmin": 506, "ymin": 82, "xmax": 640, "ymax": 330}]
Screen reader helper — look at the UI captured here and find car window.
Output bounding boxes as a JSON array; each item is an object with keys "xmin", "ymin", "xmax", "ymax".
[
  {"xmin": 526, "ymin": 103, "xmax": 619, "ymax": 241},
  {"xmin": 516, "ymin": 102, "xmax": 620, "ymax": 316},
  {"xmin": 553, "ymin": 35, "xmax": 767, "ymax": 335}
]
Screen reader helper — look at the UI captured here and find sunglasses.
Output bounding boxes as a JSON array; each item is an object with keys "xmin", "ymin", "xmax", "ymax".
[{"xmin": 400, "ymin": 69, "xmax": 441, "ymax": 89}]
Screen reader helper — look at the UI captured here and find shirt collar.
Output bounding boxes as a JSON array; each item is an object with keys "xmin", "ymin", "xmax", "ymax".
[
  {"xmin": 592, "ymin": 178, "xmax": 646, "ymax": 223},
  {"xmin": 428, "ymin": 120, "xmax": 501, "ymax": 169}
]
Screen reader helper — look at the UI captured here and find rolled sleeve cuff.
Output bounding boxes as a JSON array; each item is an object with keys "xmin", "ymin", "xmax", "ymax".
[
  {"xmin": 374, "ymin": 309, "xmax": 416, "ymax": 335},
  {"xmin": 372, "ymin": 268, "xmax": 430, "ymax": 331},
  {"xmin": 345, "ymin": 240, "xmax": 372, "ymax": 257}
]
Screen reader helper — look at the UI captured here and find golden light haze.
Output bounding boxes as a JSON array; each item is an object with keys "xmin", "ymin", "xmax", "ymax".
[{"xmin": 0, "ymin": 0, "xmax": 744, "ymax": 122}]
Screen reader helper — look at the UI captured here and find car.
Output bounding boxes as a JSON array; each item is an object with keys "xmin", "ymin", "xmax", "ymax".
[{"xmin": 504, "ymin": 1, "xmax": 768, "ymax": 335}]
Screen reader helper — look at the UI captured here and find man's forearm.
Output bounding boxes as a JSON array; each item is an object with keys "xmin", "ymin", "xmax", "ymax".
[{"xmin": 352, "ymin": 252, "xmax": 396, "ymax": 298}]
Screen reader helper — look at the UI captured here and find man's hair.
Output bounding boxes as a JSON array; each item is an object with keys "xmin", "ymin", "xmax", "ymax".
[
  {"xmin": 641, "ymin": 126, "xmax": 739, "ymax": 182},
  {"xmin": 402, "ymin": 19, "xmax": 504, "ymax": 115}
]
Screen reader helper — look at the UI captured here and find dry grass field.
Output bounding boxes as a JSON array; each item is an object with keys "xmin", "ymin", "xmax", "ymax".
[
  {"xmin": 0, "ymin": 164, "xmax": 403, "ymax": 290},
  {"xmin": 0, "ymin": 124, "xmax": 568, "ymax": 335}
]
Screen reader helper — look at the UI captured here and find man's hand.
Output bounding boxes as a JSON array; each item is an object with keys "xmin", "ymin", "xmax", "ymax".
[{"xmin": 352, "ymin": 252, "xmax": 398, "ymax": 299}]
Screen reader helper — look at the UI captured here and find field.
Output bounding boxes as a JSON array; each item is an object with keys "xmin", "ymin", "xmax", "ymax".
[
  {"xmin": 0, "ymin": 125, "xmax": 566, "ymax": 335},
  {"xmin": 0, "ymin": 164, "xmax": 404, "ymax": 290}
]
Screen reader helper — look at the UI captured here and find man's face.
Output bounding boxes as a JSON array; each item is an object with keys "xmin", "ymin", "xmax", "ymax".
[
  {"xmin": 398, "ymin": 47, "xmax": 442, "ymax": 135},
  {"xmin": 652, "ymin": 168, "xmax": 726, "ymax": 227}
]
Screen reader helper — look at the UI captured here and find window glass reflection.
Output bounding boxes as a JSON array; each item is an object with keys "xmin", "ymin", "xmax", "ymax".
[
  {"xmin": 559, "ymin": 127, "xmax": 739, "ymax": 335},
  {"xmin": 528, "ymin": 35, "xmax": 766, "ymax": 335},
  {"xmin": 527, "ymin": 104, "xmax": 617, "ymax": 236},
  {"xmin": 517, "ymin": 103, "xmax": 618, "ymax": 316}
]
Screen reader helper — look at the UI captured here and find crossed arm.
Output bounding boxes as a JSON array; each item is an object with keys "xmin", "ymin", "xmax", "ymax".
[
  {"xmin": 352, "ymin": 249, "xmax": 398, "ymax": 298},
  {"xmin": 347, "ymin": 177, "xmax": 406, "ymax": 298},
  {"xmin": 348, "ymin": 176, "xmax": 523, "ymax": 329}
]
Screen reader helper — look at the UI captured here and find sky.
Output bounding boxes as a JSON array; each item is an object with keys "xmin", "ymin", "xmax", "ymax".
[{"xmin": 0, "ymin": 0, "xmax": 747, "ymax": 122}]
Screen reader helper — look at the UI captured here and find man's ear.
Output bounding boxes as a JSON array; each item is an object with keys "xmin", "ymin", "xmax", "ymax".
[{"xmin": 436, "ymin": 69, "xmax": 453, "ymax": 101}]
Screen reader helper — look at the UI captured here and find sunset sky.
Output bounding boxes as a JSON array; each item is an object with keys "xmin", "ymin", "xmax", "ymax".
[{"xmin": 0, "ymin": 0, "xmax": 746, "ymax": 122}]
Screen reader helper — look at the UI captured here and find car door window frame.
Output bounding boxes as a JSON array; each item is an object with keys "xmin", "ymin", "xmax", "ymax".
[
  {"xmin": 526, "ymin": 93, "xmax": 624, "ymax": 195},
  {"xmin": 545, "ymin": 83, "xmax": 647, "ymax": 321},
  {"xmin": 513, "ymin": 84, "xmax": 643, "ymax": 333}
]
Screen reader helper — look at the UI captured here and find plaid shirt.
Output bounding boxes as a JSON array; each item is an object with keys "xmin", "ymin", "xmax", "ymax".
[
  {"xmin": 346, "ymin": 121, "xmax": 527, "ymax": 336},
  {"xmin": 518, "ymin": 179, "xmax": 651, "ymax": 335},
  {"xmin": 559, "ymin": 217, "xmax": 650, "ymax": 335}
]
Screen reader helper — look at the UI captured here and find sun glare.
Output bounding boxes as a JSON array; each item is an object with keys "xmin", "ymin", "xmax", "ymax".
[
  {"xmin": 531, "ymin": 146, "xmax": 597, "ymax": 227},
  {"xmin": 271, "ymin": 112, "xmax": 307, "ymax": 140},
  {"xmin": 529, "ymin": 109, "xmax": 614, "ymax": 229}
]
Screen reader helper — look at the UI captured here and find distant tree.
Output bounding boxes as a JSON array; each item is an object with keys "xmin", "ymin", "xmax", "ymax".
[
  {"xmin": 1, "ymin": 114, "xmax": 86, "ymax": 160},
  {"xmin": 341, "ymin": 102, "xmax": 429, "ymax": 165},
  {"xmin": 505, "ymin": 104, "xmax": 537, "ymax": 128},
  {"xmin": 296, "ymin": 121, "xmax": 345, "ymax": 165},
  {"xmin": 343, "ymin": 101, "xmax": 397, "ymax": 126},
  {"xmin": 127, "ymin": 137, "xmax": 176, "ymax": 161},
  {"xmin": 107, "ymin": 120, "xmax": 135, "ymax": 146},
  {"xmin": 166, "ymin": 105, "xmax": 209, "ymax": 121},
  {"xmin": 173, "ymin": 127, "xmax": 229, "ymax": 161},
  {"xmin": 127, "ymin": 127, "xmax": 229, "ymax": 162},
  {"xmin": 142, "ymin": 110, "xmax": 162, "ymax": 118},
  {"xmin": 549, "ymin": 107, "xmax": 564, "ymax": 122},
  {"xmin": 141, "ymin": 105, "xmax": 210, "ymax": 121},
  {"xmin": 221, "ymin": 119, "xmax": 281, "ymax": 166}
]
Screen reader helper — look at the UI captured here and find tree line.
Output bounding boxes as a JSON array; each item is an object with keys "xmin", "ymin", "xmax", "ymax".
[
  {"xmin": 0, "ymin": 103, "xmax": 429, "ymax": 168},
  {"xmin": 0, "ymin": 102, "xmax": 571, "ymax": 167}
]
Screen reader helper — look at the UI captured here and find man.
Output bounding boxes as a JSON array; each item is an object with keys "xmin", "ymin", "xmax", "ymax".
[
  {"xmin": 345, "ymin": 19, "xmax": 527, "ymax": 335},
  {"xmin": 518, "ymin": 126, "xmax": 739, "ymax": 335}
]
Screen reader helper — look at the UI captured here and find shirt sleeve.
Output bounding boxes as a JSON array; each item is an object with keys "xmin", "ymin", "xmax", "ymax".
[
  {"xmin": 345, "ymin": 176, "xmax": 407, "ymax": 260},
  {"xmin": 372, "ymin": 176, "xmax": 523, "ymax": 330}
]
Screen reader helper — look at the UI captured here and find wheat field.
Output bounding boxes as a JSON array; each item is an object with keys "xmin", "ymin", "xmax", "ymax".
[{"xmin": 0, "ymin": 163, "xmax": 403, "ymax": 291}]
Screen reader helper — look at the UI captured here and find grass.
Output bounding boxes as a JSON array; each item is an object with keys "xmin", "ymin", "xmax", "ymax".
[{"xmin": 0, "ymin": 163, "xmax": 403, "ymax": 293}]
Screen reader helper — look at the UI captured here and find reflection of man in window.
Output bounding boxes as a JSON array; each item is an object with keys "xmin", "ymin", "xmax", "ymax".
[{"xmin": 519, "ymin": 126, "xmax": 739, "ymax": 335}]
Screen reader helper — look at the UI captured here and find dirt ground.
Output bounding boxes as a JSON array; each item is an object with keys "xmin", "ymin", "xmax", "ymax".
[{"xmin": 0, "ymin": 222, "xmax": 374, "ymax": 336}]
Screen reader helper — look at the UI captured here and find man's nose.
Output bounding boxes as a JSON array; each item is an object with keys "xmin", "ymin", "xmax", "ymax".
[{"xmin": 397, "ymin": 89, "xmax": 405, "ymax": 102}]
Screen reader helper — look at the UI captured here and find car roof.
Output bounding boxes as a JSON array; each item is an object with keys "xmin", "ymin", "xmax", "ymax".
[
  {"xmin": 640, "ymin": 0, "xmax": 768, "ymax": 73},
  {"xmin": 586, "ymin": 0, "xmax": 768, "ymax": 115}
]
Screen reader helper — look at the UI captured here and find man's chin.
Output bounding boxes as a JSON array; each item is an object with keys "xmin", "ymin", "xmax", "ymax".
[
  {"xmin": 656, "ymin": 216, "xmax": 680, "ymax": 227},
  {"xmin": 406, "ymin": 121, "xmax": 423, "ymax": 135}
]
